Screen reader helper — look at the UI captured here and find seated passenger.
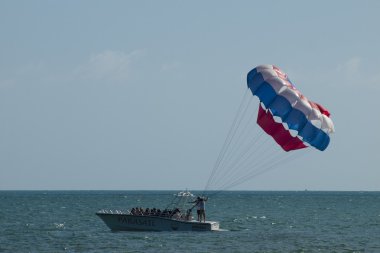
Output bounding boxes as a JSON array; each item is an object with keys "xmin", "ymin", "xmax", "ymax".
[
  {"xmin": 185, "ymin": 209, "xmax": 192, "ymax": 221},
  {"xmin": 172, "ymin": 209, "xmax": 181, "ymax": 220}
]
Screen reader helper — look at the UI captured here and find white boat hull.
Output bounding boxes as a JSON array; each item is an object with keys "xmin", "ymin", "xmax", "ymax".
[{"xmin": 96, "ymin": 212, "xmax": 219, "ymax": 231}]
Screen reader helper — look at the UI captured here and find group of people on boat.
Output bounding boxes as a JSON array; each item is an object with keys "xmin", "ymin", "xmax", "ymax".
[
  {"xmin": 129, "ymin": 196, "xmax": 208, "ymax": 223},
  {"xmin": 130, "ymin": 207, "xmax": 160, "ymax": 216},
  {"xmin": 129, "ymin": 207, "xmax": 192, "ymax": 221}
]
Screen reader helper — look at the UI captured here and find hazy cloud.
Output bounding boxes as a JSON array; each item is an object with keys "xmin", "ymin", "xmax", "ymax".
[
  {"xmin": 335, "ymin": 57, "xmax": 379, "ymax": 90},
  {"xmin": 160, "ymin": 61, "xmax": 181, "ymax": 72},
  {"xmin": 0, "ymin": 50, "xmax": 146, "ymax": 89},
  {"xmin": 369, "ymin": 73, "xmax": 380, "ymax": 88},
  {"xmin": 336, "ymin": 57, "xmax": 361, "ymax": 81},
  {"xmin": 75, "ymin": 50, "xmax": 144, "ymax": 82}
]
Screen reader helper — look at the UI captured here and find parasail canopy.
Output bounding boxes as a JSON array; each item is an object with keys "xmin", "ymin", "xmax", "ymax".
[{"xmin": 247, "ymin": 65, "xmax": 334, "ymax": 151}]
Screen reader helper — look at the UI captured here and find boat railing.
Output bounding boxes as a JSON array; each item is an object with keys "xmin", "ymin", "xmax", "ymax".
[
  {"xmin": 97, "ymin": 209, "xmax": 130, "ymax": 215},
  {"xmin": 97, "ymin": 209, "xmax": 193, "ymax": 221}
]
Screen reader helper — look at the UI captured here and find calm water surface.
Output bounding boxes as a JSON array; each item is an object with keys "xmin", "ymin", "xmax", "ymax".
[{"xmin": 1, "ymin": 191, "xmax": 379, "ymax": 253}]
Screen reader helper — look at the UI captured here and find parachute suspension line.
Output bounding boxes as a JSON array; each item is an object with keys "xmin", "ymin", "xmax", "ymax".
[
  {"xmin": 204, "ymin": 99, "xmax": 288, "ymax": 191},
  {"xmin": 206, "ymin": 97, "xmax": 258, "ymax": 190},
  {"xmin": 209, "ymin": 126, "xmax": 307, "ymax": 191},
  {"xmin": 218, "ymin": 145, "xmax": 284, "ymax": 190},
  {"xmin": 203, "ymin": 97, "xmax": 311, "ymax": 192},
  {"xmin": 206, "ymin": 95, "xmax": 254, "ymax": 192},
  {"xmin": 205, "ymin": 93, "xmax": 252, "ymax": 190},
  {"xmin": 219, "ymin": 148, "xmax": 311, "ymax": 191},
  {"xmin": 212, "ymin": 133, "xmax": 267, "ymax": 189},
  {"xmin": 220, "ymin": 135, "xmax": 299, "ymax": 190},
  {"xmin": 204, "ymin": 89, "xmax": 251, "ymax": 193},
  {"xmin": 215, "ymin": 105, "xmax": 260, "ymax": 173},
  {"xmin": 229, "ymin": 149, "xmax": 310, "ymax": 190},
  {"xmin": 212, "ymin": 135, "xmax": 273, "ymax": 190},
  {"xmin": 208, "ymin": 149, "xmax": 311, "ymax": 196}
]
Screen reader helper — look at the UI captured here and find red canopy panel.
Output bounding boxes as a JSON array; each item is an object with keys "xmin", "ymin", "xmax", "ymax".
[{"xmin": 257, "ymin": 105, "xmax": 307, "ymax": 152}]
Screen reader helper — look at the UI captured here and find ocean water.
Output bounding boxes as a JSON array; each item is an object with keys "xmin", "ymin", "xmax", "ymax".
[{"xmin": 1, "ymin": 191, "xmax": 380, "ymax": 253}]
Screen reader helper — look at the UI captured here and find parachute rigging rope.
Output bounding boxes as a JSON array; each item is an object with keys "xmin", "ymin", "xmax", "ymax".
[
  {"xmin": 220, "ymin": 149, "xmax": 311, "ymax": 191},
  {"xmin": 203, "ymin": 88, "xmax": 313, "ymax": 196},
  {"xmin": 206, "ymin": 95, "xmax": 253, "ymax": 190},
  {"xmin": 204, "ymin": 89, "xmax": 250, "ymax": 192},
  {"xmin": 206, "ymin": 149, "xmax": 311, "ymax": 197}
]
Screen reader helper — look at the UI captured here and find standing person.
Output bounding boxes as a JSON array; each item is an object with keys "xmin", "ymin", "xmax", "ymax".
[{"xmin": 191, "ymin": 196, "xmax": 208, "ymax": 222}]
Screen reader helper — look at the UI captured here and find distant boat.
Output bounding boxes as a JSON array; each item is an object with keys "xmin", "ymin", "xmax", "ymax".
[{"xmin": 96, "ymin": 191, "xmax": 220, "ymax": 232}]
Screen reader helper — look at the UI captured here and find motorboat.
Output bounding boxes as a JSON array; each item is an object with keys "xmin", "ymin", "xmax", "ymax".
[{"xmin": 96, "ymin": 191, "xmax": 220, "ymax": 231}]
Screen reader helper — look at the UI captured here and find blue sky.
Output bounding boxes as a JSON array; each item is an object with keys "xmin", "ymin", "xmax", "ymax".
[{"xmin": 1, "ymin": 1, "xmax": 379, "ymax": 190}]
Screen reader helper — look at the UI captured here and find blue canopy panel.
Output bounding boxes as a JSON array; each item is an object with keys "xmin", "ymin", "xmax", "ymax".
[
  {"xmin": 267, "ymin": 96, "xmax": 309, "ymax": 133},
  {"xmin": 285, "ymin": 109, "xmax": 308, "ymax": 131},
  {"xmin": 247, "ymin": 69, "xmax": 263, "ymax": 93},
  {"xmin": 299, "ymin": 121, "xmax": 330, "ymax": 151},
  {"xmin": 268, "ymin": 95, "xmax": 292, "ymax": 119},
  {"xmin": 253, "ymin": 82, "xmax": 277, "ymax": 107}
]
